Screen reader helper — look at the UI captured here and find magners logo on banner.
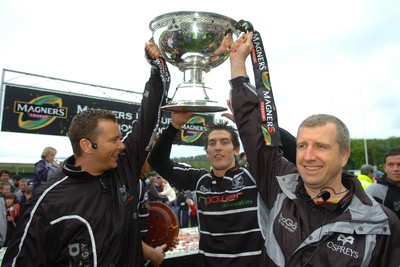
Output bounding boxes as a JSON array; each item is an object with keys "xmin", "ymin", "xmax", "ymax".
[
  {"xmin": 14, "ymin": 95, "xmax": 68, "ymax": 130},
  {"xmin": 181, "ymin": 116, "xmax": 207, "ymax": 144}
]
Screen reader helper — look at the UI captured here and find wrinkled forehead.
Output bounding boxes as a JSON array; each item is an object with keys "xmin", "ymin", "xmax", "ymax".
[{"xmin": 297, "ymin": 124, "xmax": 338, "ymax": 144}]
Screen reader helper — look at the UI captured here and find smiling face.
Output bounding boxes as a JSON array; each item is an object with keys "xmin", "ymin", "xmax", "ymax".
[
  {"xmin": 89, "ymin": 120, "xmax": 126, "ymax": 173},
  {"xmin": 206, "ymin": 129, "xmax": 239, "ymax": 177},
  {"xmin": 296, "ymin": 122, "xmax": 350, "ymax": 192}
]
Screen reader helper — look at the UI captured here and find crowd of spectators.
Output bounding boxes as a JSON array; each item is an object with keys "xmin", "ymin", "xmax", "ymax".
[{"xmin": 0, "ymin": 170, "xmax": 34, "ymax": 248}]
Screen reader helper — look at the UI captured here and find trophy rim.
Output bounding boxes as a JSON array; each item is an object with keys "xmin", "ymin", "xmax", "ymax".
[
  {"xmin": 149, "ymin": 11, "xmax": 239, "ymax": 32},
  {"xmin": 161, "ymin": 102, "xmax": 228, "ymax": 113}
]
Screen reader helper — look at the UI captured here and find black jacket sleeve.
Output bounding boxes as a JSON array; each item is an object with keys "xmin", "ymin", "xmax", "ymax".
[
  {"xmin": 230, "ymin": 76, "xmax": 297, "ymax": 208},
  {"xmin": 148, "ymin": 124, "xmax": 202, "ymax": 191},
  {"xmin": 147, "ymin": 124, "xmax": 178, "ymax": 180},
  {"xmin": 122, "ymin": 68, "xmax": 164, "ymax": 179},
  {"xmin": 279, "ymin": 127, "xmax": 297, "ymax": 164}
]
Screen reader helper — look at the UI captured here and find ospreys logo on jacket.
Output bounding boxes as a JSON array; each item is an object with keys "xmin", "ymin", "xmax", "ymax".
[
  {"xmin": 68, "ymin": 242, "xmax": 91, "ymax": 266},
  {"xmin": 327, "ymin": 234, "xmax": 359, "ymax": 259}
]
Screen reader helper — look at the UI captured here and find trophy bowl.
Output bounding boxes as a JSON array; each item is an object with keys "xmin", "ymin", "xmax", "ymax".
[{"xmin": 150, "ymin": 11, "xmax": 240, "ymax": 112}]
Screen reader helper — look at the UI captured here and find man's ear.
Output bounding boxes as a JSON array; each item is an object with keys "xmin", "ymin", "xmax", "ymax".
[
  {"xmin": 234, "ymin": 147, "xmax": 240, "ymax": 157},
  {"xmin": 80, "ymin": 139, "xmax": 93, "ymax": 153},
  {"xmin": 341, "ymin": 148, "xmax": 351, "ymax": 167}
]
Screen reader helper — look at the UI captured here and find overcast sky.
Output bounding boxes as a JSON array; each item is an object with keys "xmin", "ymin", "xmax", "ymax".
[{"xmin": 0, "ymin": 0, "xmax": 399, "ymax": 163}]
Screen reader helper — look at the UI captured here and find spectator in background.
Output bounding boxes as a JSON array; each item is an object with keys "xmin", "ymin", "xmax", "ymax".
[
  {"xmin": 373, "ymin": 170, "xmax": 384, "ymax": 182},
  {"xmin": 23, "ymin": 186, "xmax": 33, "ymax": 203},
  {"xmin": 14, "ymin": 178, "xmax": 29, "ymax": 205},
  {"xmin": 0, "ymin": 182, "xmax": 11, "ymax": 197},
  {"xmin": 156, "ymin": 175, "xmax": 176, "ymax": 205},
  {"xmin": 146, "ymin": 174, "xmax": 169, "ymax": 203},
  {"xmin": 32, "ymin": 146, "xmax": 58, "ymax": 192},
  {"xmin": 169, "ymin": 189, "xmax": 181, "ymax": 217},
  {"xmin": 10, "ymin": 174, "xmax": 22, "ymax": 193},
  {"xmin": 0, "ymin": 170, "xmax": 10, "ymax": 184},
  {"xmin": 0, "ymin": 182, "xmax": 7, "ymax": 248},
  {"xmin": 175, "ymin": 190, "xmax": 190, "ymax": 228},
  {"xmin": 238, "ymin": 152, "xmax": 249, "ymax": 168},
  {"xmin": 186, "ymin": 197, "xmax": 198, "ymax": 227},
  {"xmin": 357, "ymin": 164, "xmax": 374, "ymax": 189},
  {"xmin": 5, "ymin": 193, "xmax": 21, "ymax": 246},
  {"xmin": 182, "ymin": 190, "xmax": 198, "ymax": 227},
  {"xmin": 366, "ymin": 147, "xmax": 400, "ymax": 219}
]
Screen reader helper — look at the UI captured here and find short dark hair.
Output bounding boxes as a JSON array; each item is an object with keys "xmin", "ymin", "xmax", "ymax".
[
  {"xmin": 6, "ymin": 193, "xmax": 17, "ymax": 202},
  {"xmin": 68, "ymin": 109, "xmax": 117, "ymax": 156},
  {"xmin": 384, "ymin": 147, "xmax": 400, "ymax": 163},
  {"xmin": 0, "ymin": 170, "xmax": 10, "ymax": 176},
  {"xmin": 203, "ymin": 121, "xmax": 240, "ymax": 150},
  {"xmin": 12, "ymin": 174, "xmax": 23, "ymax": 181}
]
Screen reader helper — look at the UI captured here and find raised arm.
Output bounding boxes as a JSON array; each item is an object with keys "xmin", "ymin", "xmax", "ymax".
[
  {"xmin": 147, "ymin": 112, "xmax": 200, "ymax": 190},
  {"xmin": 122, "ymin": 39, "xmax": 166, "ymax": 177},
  {"xmin": 229, "ymin": 32, "xmax": 295, "ymax": 206}
]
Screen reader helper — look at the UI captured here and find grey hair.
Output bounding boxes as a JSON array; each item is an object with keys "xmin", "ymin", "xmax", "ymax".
[
  {"xmin": 298, "ymin": 114, "xmax": 350, "ymax": 152},
  {"xmin": 41, "ymin": 147, "xmax": 57, "ymax": 159},
  {"xmin": 360, "ymin": 164, "xmax": 374, "ymax": 175}
]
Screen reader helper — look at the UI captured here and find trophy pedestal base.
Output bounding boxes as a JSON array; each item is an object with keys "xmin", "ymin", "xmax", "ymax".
[{"xmin": 163, "ymin": 81, "xmax": 227, "ymax": 113}]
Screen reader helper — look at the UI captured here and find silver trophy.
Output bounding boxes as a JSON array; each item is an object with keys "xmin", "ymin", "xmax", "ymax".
[{"xmin": 149, "ymin": 11, "xmax": 240, "ymax": 112}]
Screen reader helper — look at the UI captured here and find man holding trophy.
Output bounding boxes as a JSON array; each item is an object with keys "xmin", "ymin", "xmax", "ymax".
[
  {"xmin": 148, "ymin": 10, "xmax": 400, "ymax": 267},
  {"xmin": 229, "ymin": 22, "xmax": 400, "ymax": 267},
  {"xmin": 147, "ymin": 11, "xmax": 268, "ymax": 267}
]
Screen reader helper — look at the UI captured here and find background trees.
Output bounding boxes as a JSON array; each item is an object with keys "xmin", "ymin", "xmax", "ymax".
[
  {"xmin": 346, "ymin": 137, "xmax": 400, "ymax": 171},
  {"xmin": 174, "ymin": 137, "xmax": 400, "ymax": 173}
]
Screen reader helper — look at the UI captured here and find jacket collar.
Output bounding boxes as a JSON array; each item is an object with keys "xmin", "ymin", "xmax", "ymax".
[
  {"xmin": 62, "ymin": 155, "xmax": 105, "ymax": 179},
  {"xmin": 278, "ymin": 171, "xmax": 373, "ymax": 206},
  {"xmin": 377, "ymin": 174, "xmax": 398, "ymax": 187}
]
